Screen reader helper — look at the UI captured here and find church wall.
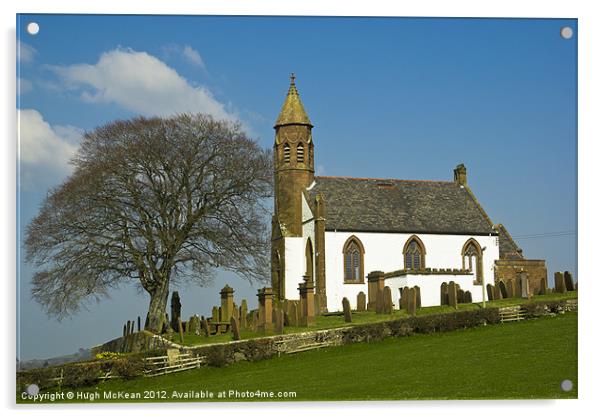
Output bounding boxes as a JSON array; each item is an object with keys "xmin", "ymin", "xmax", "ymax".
[
  {"xmin": 283, "ymin": 237, "xmax": 307, "ymax": 300},
  {"xmin": 323, "ymin": 231, "xmax": 499, "ymax": 312}
]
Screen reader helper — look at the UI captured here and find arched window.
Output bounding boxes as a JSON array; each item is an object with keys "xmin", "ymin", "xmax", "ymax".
[
  {"xmin": 283, "ymin": 143, "xmax": 291, "ymax": 163},
  {"xmin": 296, "ymin": 142, "xmax": 305, "ymax": 163},
  {"xmin": 305, "ymin": 238, "xmax": 314, "ymax": 283},
  {"xmin": 462, "ymin": 239, "xmax": 483, "ymax": 284},
  {"xmin": 403, "ymin": 235, "xmax": 426, "ymax": 270},
  {"xmin": 343, "ymin": 236, "xmax": 365, "ymax": 283}
]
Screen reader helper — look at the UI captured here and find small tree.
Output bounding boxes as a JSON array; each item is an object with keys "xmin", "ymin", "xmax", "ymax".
[{"xmin": 25, "ymin": 114, "xmax": 272, "ymax": 333}]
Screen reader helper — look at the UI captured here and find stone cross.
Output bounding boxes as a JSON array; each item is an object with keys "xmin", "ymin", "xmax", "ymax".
[
  {"xmin": 356, "ymin": 291, "xmax": 366, "ymax": 311},
  {"xmin": 367, "ymin": 271, "xmax": 385, "ymax": 311},
  {"xmin": 231, "ymin": 316, "xmax": 241, "ymax": 340},
  {"xmin": 342, "ymin": 297, "xmax": 352, "ymax": 322}
]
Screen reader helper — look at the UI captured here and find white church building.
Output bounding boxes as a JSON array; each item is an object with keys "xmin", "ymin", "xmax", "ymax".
[{"xmin": 270, "ymin": 75, "xmax": 546, "ymax": 312}]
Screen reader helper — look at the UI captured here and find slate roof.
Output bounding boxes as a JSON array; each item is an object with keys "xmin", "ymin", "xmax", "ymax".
[
  {"xmin": 309, "ymin": 176, "xmax": 497, "ymax": 235},
  {"xmin": 496, "ymin": 224, "xmax": 524, "ymax": 260}
]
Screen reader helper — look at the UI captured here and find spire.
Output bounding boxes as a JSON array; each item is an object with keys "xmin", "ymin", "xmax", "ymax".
[{"xmin": 274, "ymin": 73, "xmax": 312, "ymax": 128}]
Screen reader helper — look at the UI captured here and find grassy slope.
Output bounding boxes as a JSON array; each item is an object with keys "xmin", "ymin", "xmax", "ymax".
[{"xmin": 31, "ymin": 311, "xmax": 577, "ymax": 402}]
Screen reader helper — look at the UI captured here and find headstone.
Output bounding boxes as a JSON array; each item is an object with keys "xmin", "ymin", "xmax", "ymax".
[
  {"xmin": 407, "ymin": 287, "xmax": 417, "ymax": 316},
  {"xmin": 170, "ymin": 291, "xmax": 182, "ymax": 331},
  {"xmin": 177, "ymin": 317, "xmax": 184, "ymax": 344},
  {"xmin": 520, "ymin": 272, "xmax": 530, "ymax": 299},
  {"xmin": 448, "ymin": 281, "xmax": 458, "ymax": 309},
  {"xmin": 230, "ymin": 316, "xmax": 241, "ymax": 340},
  {"xmin": 137, "ymin": 316, "xmax": 141, "ymax": 332},
  {"xmin": 564, "ymin": 271, "xmax": 575, "ymax": 291},
  {"xmin": 539, "ymin": 278, "xmax": 547, "ymax": 295},
  {"xmin": 554, "ymin": 271, "xmax": 567, "ymax": 293},
  {"xmin": 232, "ymin": 302, "xmax": 239, "ymax": 322},
  {"xmin": 499, "ymin": 281, "xmax": 508, "ymax": 299},
  {"xmin": 188, "ymin": 315, "xmax": 200, "ymax": 334},
  {"xmin": 298, "ymin": 277, "xmax": 315, "ymax": 326},
  {"xmin": 414, "ymin": 286, "xmax": 421, "ymax": 309},
  {"xmin": 367, "ymin": 271, "xmax": 385, "ymax": 311},
  {"xmin": 383, "ymin": 286, "xmax": 393, "ymax": 314},
  {"xmin": 486, "ymin": 283, "xmax": 494, "ymax": 301},
  {"xmin": 287, "ymin": 301, "xmax": 299, "ymax": 327},
  {"xmin": 220, "ymin": 285, "xmax": 235, "ymax": 322},
  {"xmin": 240, "ymin": 299, "xmax": 248, "ymax": 329},
  {"xmin": 342, "ymin": 297, "xmax": 352, "ymax": 322},
  {"xmin": 257, "ymin": 287, "xmax": 275, "ymax": 332},
  {"xmin": 252, "ymin": 310, "xmax": 259, "ymax": 332},
  {"xmin": 356, "ymin": 292, "xmax": 366, "ymax": 312},
  {"xmin": 144, "ymin": 313, "xmax": 149, "ymax": 330},
  {"xmin": 274, "ymin": 308, "xmax": 284, "ymax": 334},
  {"xmin": 127, "ymin": 320, "xmax": 132, "ymax": 336},
  {"xmin": 201, "ymin": 318, "xmax": 210, "ymax": 337},
  {"xmin": 464, "ymin": 290, "xmax": 472, "ymax": 303},
  {"xmin": 506, "ymin": 280, "xmax": 514, "ymax": 298},
  {"xmin": 122, "ymin": 324, "xmax": 127, "ymax": 337},
  {"xmin": 457, "ymin": 289, "xmax": 465, "ymax": 304},
  {"xmin": 314, "ymin": 293, "xmax": 322, "ymax": 316},
  {"xmin": 218, "ymin": 307, "xmax": 223, "ymax": 322},
  {"xmin": 494, "ymin": 282, "xmax": 502, "ymax": 300},
  {"xmin": 211, "ymin": 306, "xmax": 219, "ymax": 322},
  {"xmin": 441, "ymin": 282, "xmax": 449, "ymax": 305}
]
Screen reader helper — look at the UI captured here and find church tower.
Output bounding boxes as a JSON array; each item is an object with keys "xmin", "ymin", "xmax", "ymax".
[
  {"xmin": 273, "ymin": 74, "xmax": 315, "ymax": 236},
  {"xmin": 271, "ymin": 74, "xmax": 315, "ymax": 301}
]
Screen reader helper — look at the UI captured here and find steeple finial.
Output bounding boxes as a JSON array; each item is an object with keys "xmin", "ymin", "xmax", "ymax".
[{"xmin": 274, "ymin": 73, "xmax": 312, "ymax": 128}]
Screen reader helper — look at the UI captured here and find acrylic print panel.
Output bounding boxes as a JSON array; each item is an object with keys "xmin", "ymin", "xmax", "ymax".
[{"xmin": 16, "ymin": 14, "xmax": 577, "ymax": 403}]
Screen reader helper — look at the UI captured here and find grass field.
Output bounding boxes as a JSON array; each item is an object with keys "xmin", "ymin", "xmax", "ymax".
[
  {"xmin": 169, "ymin": 291, "xmax": 578, "ymax": 347},
  {"xmin": 21, "ymin": 311, "xmax": 578, "ymax": 402}
]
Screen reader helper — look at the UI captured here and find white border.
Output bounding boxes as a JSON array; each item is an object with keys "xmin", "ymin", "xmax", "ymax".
[{"xmin": 3, "ymin": 1, "xmax": 600, "ymax": 417}]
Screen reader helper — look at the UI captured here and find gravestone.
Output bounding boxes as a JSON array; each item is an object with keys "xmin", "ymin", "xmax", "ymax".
[
  {"xmin": 257, "ymin": 287, "xmax": 275, "ymax": 332},
  {"xmin": 298, "ymin": 277, "xmax": 315, "ymax": 326},
  {"xmin": 201, "ymin": 318, "xmax": 210, "ymax": 337},
  {"xmin": 367, "ymin": 271, "xmax": 385, "ymax": 311},
  {"xmin": 407, "ymin": 287, "xmax": 417, "ymax": 316},
  {"xmin": 382, "ymin": 286, "xmax": 393, "ymax": 314},
  {"xmin": 188, "ymin": 315, "xmax": 200, "ymax": 335},
  {"xmin": 122, "ymin": 324, "xmax": 126, "ymax": 337},
  {"xmin": 554, "ymin": 271, "xmax": 566, "ymax": 293},
  {"xmin": 240, "ymin": 299, "xmax": 248, "ymax": 329},
  {"xmin": 441, "ymin": 282, "xmax": 449, "ymax": 305},
  {"xmin": 414, "ymin": 286, "xmax": 421, "ymax": 309},
  {"xmin": 564, "ymin": 271, "xmax": 575, "ymax": 292},
  {"xmin": 357, "ymin": 292, "xmax": 366, "ymax": 312},
  {"xmin": 342, "ymin": 297, "xmax": 352, "ymax": 322},
  {"xmin": 520, "ymin": 272, "xmax": 530, "ymax": 299},
  {"xmin": 499, "ymin": 281, "xmax": 508, "ymax": 299},
  {"xmin": 288, "ymin": 301, "xmax": 300, "ymax": 327},
  {"xmin": 458, "ymin": 289, "xmax": 465, "ymax": 304},
  {"xmin": 232, "ymin": 302, "xmax": 239, "ymax": 322},
  {"xmin": 494, "ymin": 282, "xmax": 502, "ymax": 300},
  {"xmin": 137, "ymin": 316, "xmax": 141, "ymax": 332},
  {"xmin": 464, "ymin": 290, "xmax": 472, "ymax": 303},
  {"xmin": 539, "ymin": 278, "xmax": 547, "ymax": 295},
  {"xmin": 211, "ymin": 306, "xmax": 219, "ymax": 322},
  {"xmin": 177, "ymin": 317, "xmax": 184, "ymax": 344},
  {"xmin": 220, "ymin": 285, "xmax": 235, "ymax": 323},
  {"xmin": 506, "ymin": 280, "xmax": 514, "ymax": 298},
  {"xmin": 252, "ymin": 310, "xmax": 259, "ymax": 332},
  {"xmin": 170, "ymin": 291, "xmax": 182, "ymax": 331},
  {"xmin": 274, "ymin": 308, "xmax": 284, "ymax": 334},
  {"xmin": 230, "ymin": 316, "xmax": 241, "ymax": 340},
  {"xmin": 448, "ymin": 281, "xmax": 458, "ymax": 309},
  {"xmin": 486, "ymin": 283, "xmax": 494, "ymax": 301}
]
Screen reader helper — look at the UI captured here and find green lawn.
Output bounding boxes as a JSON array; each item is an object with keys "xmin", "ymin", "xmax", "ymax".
[
  {"xmin": 22, "ymin": 311, "xmax": 578, "ymax": 402},
  {"xmin": 168, "ymin": 291, "xmax": 577, "ymax": 347}
]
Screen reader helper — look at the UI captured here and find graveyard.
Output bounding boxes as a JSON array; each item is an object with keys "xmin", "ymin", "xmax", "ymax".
[
  {"xmin": 19, "ymin": 310, "xmax": 577, "ymax": 401},
  {"xmin": 17, "ymin": 269, "xmax": 577, "ymax": 402}
]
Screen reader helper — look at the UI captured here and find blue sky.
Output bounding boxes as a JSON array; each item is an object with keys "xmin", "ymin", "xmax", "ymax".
[{"xmin": 17, "ymin": 15, "xmax": 577, "ymax": 360}]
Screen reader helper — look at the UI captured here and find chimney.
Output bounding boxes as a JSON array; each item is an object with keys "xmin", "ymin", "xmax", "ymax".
[{"xmin": 454, "ymin": 163, "xmax": 467, "ymax": 186}]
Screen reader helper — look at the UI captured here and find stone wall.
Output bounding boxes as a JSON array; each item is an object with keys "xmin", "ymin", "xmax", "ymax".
[{"xmin": 494, "ymin": 259, "xmax": 548, "ymax": 296}]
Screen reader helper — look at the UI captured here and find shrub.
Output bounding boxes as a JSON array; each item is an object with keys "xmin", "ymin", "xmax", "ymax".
[
  {"xmin": 95, "ymin": 351, "xmax": 125, "ymax": 360},
  {"xmin": 110, "ymin": 357, "xmax": 145, "ymax": 379},
  {"xmin": 62, "ymin": 362, "xmax": 101, "ymax": 388},
  {"xmin": 204, "ymin": 345, "xmax": 234, "ymax": 367},
  {"xmin": 17, "ymin": 367, "xmax": 58, "ymax": 392}
]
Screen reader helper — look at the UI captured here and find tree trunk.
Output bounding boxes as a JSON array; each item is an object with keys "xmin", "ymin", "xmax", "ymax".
[{"xmin": 145, "ymin": 280, "xmax": 170, "ymax": 333}]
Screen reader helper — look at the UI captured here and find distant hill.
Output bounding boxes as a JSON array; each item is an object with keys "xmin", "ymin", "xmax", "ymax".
[{"xmin": 18, "ymin": 348, "xmax": 92, "ymax": 370}]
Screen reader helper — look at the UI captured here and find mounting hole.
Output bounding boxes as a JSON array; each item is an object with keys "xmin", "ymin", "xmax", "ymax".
[
  {"xmin": 26, "ymin": 383, "xmax": 40, "ymax": 396},
  {"xmin": 26, "ymin": 22, "xmax": 40, "ymax": 35},
  {"xmin": 560, "ymin": 26, "xmax": 573, "ymax": 40},
  {"xmin": 561, "ymin": 379, "xmax": 573, "ymax": 392}
]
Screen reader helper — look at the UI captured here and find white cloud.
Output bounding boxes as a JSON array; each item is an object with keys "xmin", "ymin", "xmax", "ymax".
[
  {"xmin": 18, "ymin": 40, "xmax": 36, "ymax": 64},
  {"xmin": 51, "ymin": 48, "xmax": 234, "ymax": 121},
  {"xmin": 182, "ymin": 45, "xmax": 205, "ymax": 68},
  {"xmin": 18, "ymin": 78, "xmax": 33, "ymax": 94},
  {"xmin": 18, "ymin": 109, "xmax": 81, "ymax": 188}
]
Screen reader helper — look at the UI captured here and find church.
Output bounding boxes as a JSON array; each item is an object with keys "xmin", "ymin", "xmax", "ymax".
[{"xmin": 270, "ymin": 75, "xmax": 548, "ymax": 312}]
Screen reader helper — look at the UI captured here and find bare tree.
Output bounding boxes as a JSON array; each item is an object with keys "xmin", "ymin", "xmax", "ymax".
[{"xmin": 25, "ymin": 114, "xmax": 272, "ymax": 333}]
